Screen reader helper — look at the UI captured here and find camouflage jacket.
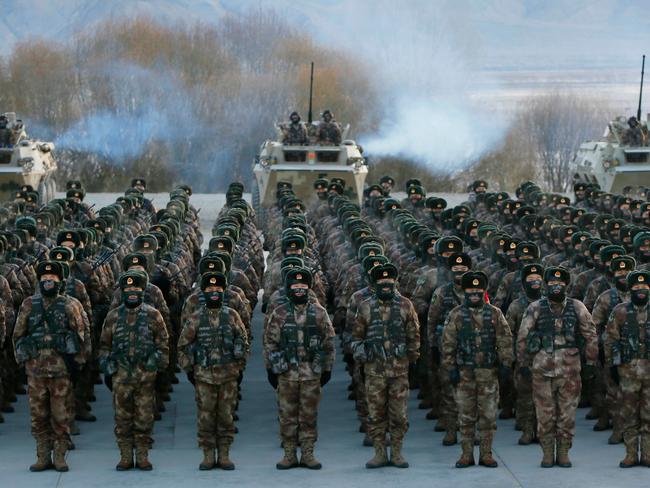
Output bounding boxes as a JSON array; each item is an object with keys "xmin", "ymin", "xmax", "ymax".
[
  {"xmin": 177, "ymin": 304, "xmax": 248, "ymax": 385},
  {"xmin": 264, "ymin": 301, "xmax": 335, "ymax": 381},
  {"xmin": 109, "ymin": 282, "xmax": 171, "ymax": 329},
  {"xmin": 441, "ymin": 303, "xmax": 513, "ymax": 370},
  {"xmin": 604, "ymin": 301, "xmax": 650, "ymax": 377},
  {"xmin": 350, "ymin": 292, "xmax": 420, "ymax": 378},
  {"xmin": 98, "ymin": 303, "xmax": 169, "ymax": 384},
  {"xmin": 13, "ymin": 294, "xmax": 87, "ymax": 378},
  {"xmin": 592, "ymin": 287, "xmax": 629, "ymax": 337},
  {"xmin": 517, "ymin": 298, "xmax": 598, "ymax": 376}
]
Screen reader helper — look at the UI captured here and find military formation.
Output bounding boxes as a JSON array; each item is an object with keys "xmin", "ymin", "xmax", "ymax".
[{"xmin": 3, "ymin": 171, "xmax": 650, "ymax": 475}]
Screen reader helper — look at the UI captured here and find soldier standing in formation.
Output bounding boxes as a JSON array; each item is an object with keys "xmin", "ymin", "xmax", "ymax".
[
  {"xmin": 99, "ymin": 270, "xmax": 169, "ymax": 471},
  {"xmin": 178, "ymin": 271, "xmax": 249, "ymax": 471},
  {"xmin": 264, "ymin": 267, "xmax": 335, "ymax": 470}
]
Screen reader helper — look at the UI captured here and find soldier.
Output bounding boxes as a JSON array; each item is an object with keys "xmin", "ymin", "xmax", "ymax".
[
  {"xmin": 350, "ymin": 263, "xmax": 420, "ymax": 469},
  {"xmin": 517, "ymin": 266, "xmax": 598, "ymax": 468},
  {"xmin": 264, "ymin": 267, "xmax": 335, "ymax": 470},
  {"xmin": 505, "ymin": 263, "xmax": 545, "ymax": 445},
  {"xmin": 624, "ymin": 116, "xmax": 645, "ymax": 146},
  {"xmin": 442, "ymin": 271, "xmax": 513, "ymax": 468},
  {"xmin": 317, "ymin": 109, "xmax": 342, "ymax": 145},
  {"xmin": 605, "ymin": 270, "xmax": 650, "ymax": 467},
  {"xmin": 13, "ymin": 261, "xmax": 87, "ymax": 472},
  {"xmin": 178, "ymin": 271, "xmax": 249, "ymax": 471},
  {"xmin": 99, "ymin": 271, "xmax": 170, "ymax": 471},
  {"xmin": 282, "ymin": 111, "xmax": 308, "ymax": 145},
  {"xmin": 379, "ymin": 175, "xmax": 395, "ymax": 196}
]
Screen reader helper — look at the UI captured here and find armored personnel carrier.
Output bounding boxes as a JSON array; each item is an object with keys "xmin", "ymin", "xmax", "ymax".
[
  {"xmin": 573, "ymin": 115, "xmax": 650, "ymax": 193},
  {"xmin": 252, "ymin": 121, "xmax": 368, "ymax": 210},
  {"xmin": 0, "ymin": 112, "xmax": 57, "ymax": 203}
]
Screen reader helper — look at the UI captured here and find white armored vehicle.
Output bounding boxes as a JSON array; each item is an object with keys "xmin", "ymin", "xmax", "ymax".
[
  {"xmin": 252, "ymin": 121, "xmax": 368, "ymax": 210},
  {"xmin": 0, "ymin": 112, "xmax": 57, "ymax": 202},
  {"xmin": 573, "ymin": 115, "xmax": 650, "ymax": 193}
]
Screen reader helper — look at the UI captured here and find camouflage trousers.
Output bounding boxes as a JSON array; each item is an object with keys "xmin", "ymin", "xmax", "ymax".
[
  {"xmin": 454, "ymin": 368, "xmax": 498, "ymax": 441},
  {"xmin": 277, "ymin": 377, "xmax": 321, "ymax": 446},
  {"xmin": 515, "ymin": 370, "xmax": 536, "ymax": 431},
  {"xmin": 353, "ymin": 363, "xmax": 368, "ymax": 428},
  {"xmin": 619, "ymin": 366, "xmax": 650, "ymax": 443},
  {"xmin": 438, "ymin": 364, "xmax": 458, "ymax": 431},
  {"xmin": 533, "ymin": 371, "xmax": 581, "ymax": 441},
  {"xmin": 426, "ymin": 352, "xmax": 441, "ymax": 412},
  {"xmin": 195, "ymin": 379, "xmax": 238, "ymax": 449},
  {"xmin": 27, "ymin": 375, "xmax": 72, "ymax": 444},
  {"xmin": 113, "ymin": 381, "xmax": 155, "ymax": 448},
  {"xmin": 365, "ymin": 373, "xmax": 409, "ymax": 445}
]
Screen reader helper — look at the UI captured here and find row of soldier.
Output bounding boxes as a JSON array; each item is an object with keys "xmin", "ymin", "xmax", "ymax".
[
  {"xmin": 260, "ymin": 174, "xmax": 650, "ymax": 470},
  {"xmin": 1, "ymin": 179, "xmax": 266, "ymax": 472}
]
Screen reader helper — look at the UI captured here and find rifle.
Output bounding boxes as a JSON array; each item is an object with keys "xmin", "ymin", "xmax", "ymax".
[{"xmin": 19, "ymin": 247, "xmax": 46, "ymax": 271}]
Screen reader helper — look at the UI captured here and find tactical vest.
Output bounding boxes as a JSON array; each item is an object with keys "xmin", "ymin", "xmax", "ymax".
[
  {"xmin": 111, "ymin": 306, "xmax": 155, "ymax": 370},
  {"xmin": 280, "ymin": 303, "xmax": 321, "ymax": 366},
  {"xmin": 607, "ymin": 288, "xmax": 620, "ymax": 319},
  {"xmin": 64, "ymin": 279, "xmax": 80, "ymax": 302},
  {"xmin": 438, "ymin": 282, "xmax": 461, "ymax": 326},
  {"xmin": 619, "ymin": 302, "xmax": 650, "ymax": 363},
  {"xmin": 27, "ymin": 295, "xmax": 78, "ymax": 354},
  {"xmin": 366, "ymin": 295, "xmax": 407, "ymax": 360},
  {"xmin": 457, "ymin": 305, "xmax": 497, "ymax": 368},
  {"xmin": 194, "ymin": 295, "xmax": 241, "ymax": 367},
  {"xmin": 533, "ymin": 298, "xmax": 578, "ymax": 353}
]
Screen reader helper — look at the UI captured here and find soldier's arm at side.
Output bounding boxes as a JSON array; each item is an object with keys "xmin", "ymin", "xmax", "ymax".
[
  {"xmin": 495, "ymin": 308, "xmax": 514, "ymax": 366},
  {"xmin": 177, "ymin": 311, "xmax": 198, "ymax": 372},
  {"xmin": 152, "ymin": 308, "xmax": 170, "ymax": 370},
  {"xmin": 603, "ymin": 304, "xmax": 624, "ymax": 366},
  {"xmin": 403, "ymin": 299, "xmax": 420, "ymax": 363},
  {"xmin": 318, "ymin": 305, "xmax": 336, "ymax": 372},
  {"xmin": 263, "ymin": 309, "xmax": 282, "ymax": 369},
  {"xmin": 575, "ymin": 300, "xmax": 598, "ymax": 365},
  {"xmin": 12, "ymin": 297, "xmax": 32, "ymax": 353},
  {"xmin": 516, "ymin": 303, "xmax": 537, "ymax": 368},
  {"xmin": 440, "ymin": 309, "xmax": 459, "ymax": 370}
]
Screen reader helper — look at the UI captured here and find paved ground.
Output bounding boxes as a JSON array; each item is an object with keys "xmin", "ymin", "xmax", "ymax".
[{"xmin": 0, "ymin": 193, "xmax": 646, "ymax": 487}]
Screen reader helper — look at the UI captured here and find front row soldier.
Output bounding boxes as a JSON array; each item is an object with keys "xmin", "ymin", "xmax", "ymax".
[
  {"xmin": 177, "ymin": 271, "xmax": 249, "ymax": 471},
  {"xmin": 350, "ymin": 263, "xmax": 420, "ymax": 469},
  {"xmin": 264, "ymin": 267, "xmax": 335, "ymax": 470},
  {"xmin": 517, "ymin": 266, "xmax": 598, "ymax": 468},
  {"xmin": 605, "ymin": 270, "xmax": 650, "ymax": 468},
  {"xmin": 99, "ymin": 271, "xmax": 170, "ymax": 471},
  {"xmin": 13, "ymin": 261, "xmax": 87, "ymax": 472},
  {"xmin": 442, "ymin": 271, "xmax": 513, "ymax": 469}
]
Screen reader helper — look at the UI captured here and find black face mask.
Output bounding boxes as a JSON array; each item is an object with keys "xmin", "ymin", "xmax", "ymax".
[
  {"xmin": 452, "ymin": 271, "xmax": 465, "ymax": 286},
  {"xmin": 374, "ymin": 282, "xmax": 395, "ymax": 301},
  {"xmin": 632, "ymin": 289, "xmax": 649, "ymax": 306},
  {"xmin": 464, "ymin": 291, "xmax": 484, "ymax": 308},
  {"xmin": 39, "ymin": 279, "xmax": 59, "ymax": 297},
  {"xmin": 524, "ymin": 279, "xmax": 543, "ymax": 300},
  {"xmin": 204, "ymin": 290, "xmax": 224, "ymax": 309},
  {"xmin": 547, "ymin": 283, "xmax": 566, "ymax": 303},
  {"xmin": 638, "ymin": 250, "xmax": 650, "ymax": 264},
  {"xmin": 615, "ymin": 275, "xmax": 628, "ymax": 292},
  {"xmin": 122, "ymin": 290, "xmax": 144, "ymax": 309},
  {"xmin": 317, "ymin": 192, "xmax": 327, "ymax": 200},
  {"xmin": 289, "ymin": 287, "xmax": 309, "ymax": 305}
]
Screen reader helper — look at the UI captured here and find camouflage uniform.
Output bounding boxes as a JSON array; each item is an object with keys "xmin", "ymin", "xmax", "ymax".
[
  {"xmin": 517, "ymin": 296, "xmax": 598, "ymax": 465},
  {"xmin": 13, "ymin": 293, "xmax": 86, "ymax": 470},
  {"xmin": 264, "ymin": 300, "xmax": 335, "ymax": 460},
  {"xmin": 99, "ymin": 302, "xmax": 169, "ymax": 468},
  {"xmin": 178, "ymin": 296, "xmax": 248, "ymax": 469},
  {"xmin": 350, "ymin": 292, "xmax": 419, "ymax": 464},
  {"xmin": 442, "ymin": 300, "xmax": 513, "ymax": 466},
  {"xmin": 605, "ymin": 296, "xmax": 650, "ymax": 466}
]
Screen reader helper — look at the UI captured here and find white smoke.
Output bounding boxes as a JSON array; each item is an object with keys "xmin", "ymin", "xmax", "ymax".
[{"xmin": 315, "ymin": 0, "xmax": 509, "ymax": 170}]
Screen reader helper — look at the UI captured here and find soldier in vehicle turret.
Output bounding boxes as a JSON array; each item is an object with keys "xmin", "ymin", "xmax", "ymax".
[
  {"xmin": 0, "ymin": 115, "xmax": 12, "ymax": 147},
  {"xmin": 282, "ymin": 112, "xmax": 308, "ymax": 145},
  {"xmin": 317, "ymin": 110, "xmax": 342, "ymax": 145},
  {"xmin": 623, "ymin": 117, "xmax": 646, "ymax": 146}
]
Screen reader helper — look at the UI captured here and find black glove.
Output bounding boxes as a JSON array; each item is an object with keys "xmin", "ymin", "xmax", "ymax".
[
  {"xmin": 449, "ymin": 367, "xmax": 460, "ymax": 387},
  {"xmin": 267, "ymin": 369, "xmax": 278, "ymax": 390},
  {"xmin": 320, "ymin": 370, "xmax": 332, "ymax": 387},
  {"xmin": 261, "ymin": 302, "xmax": 268, "ymax": 314},
  {"xmin": 343, "ymin": 352, "xmax": 354, "ymax": 367},
  {"xmin": 431, "ymin": 347, "xmax": 441, "ymax": 364},
  {"xmin": 610, "ymin": 366, "xmax": 620, "ymax": 386},
  {"xmin": 519, "ymin": 366, "xmax": 531, "ymax": 380},
  {"xmin": 104, "ymin": 374, "xmax": 113, "ymax": 391},
  {"xmin": 583, "ymin": 364, "xmax": 597, "ymax": 380},
  {"xmin": 63, "ymin": 354, "xmax": 81, "ymax": 383},
  {"xmin": 499, "ymin": 365, "xmax": 513, "ymax": 384},
  {"xmin": 187, "ymin": 370, "xmax": 196, "ymax": 386}
]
